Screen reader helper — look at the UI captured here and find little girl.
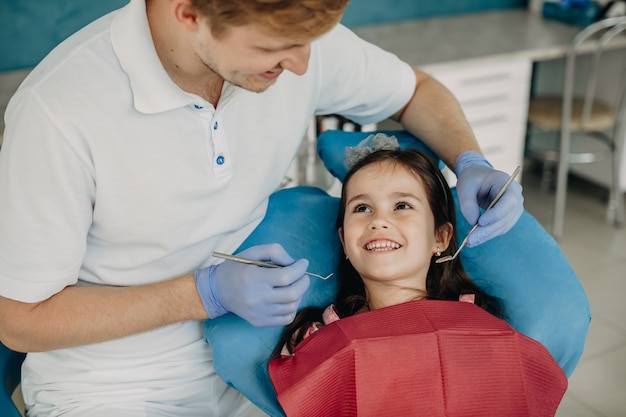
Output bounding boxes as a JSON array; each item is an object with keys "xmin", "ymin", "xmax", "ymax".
[{"xmin": 269, "ymin": 138, "xmax": 567, "ymax": 417}]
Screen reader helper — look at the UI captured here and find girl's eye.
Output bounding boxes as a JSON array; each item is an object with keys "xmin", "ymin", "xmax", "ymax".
[
  {"xmin": 354, "ymin": 204, "xmax": 371, "ymax": 213},
  {"xmin": 395, "ymin": 202, "xmax": 413, "ymax": 210}
]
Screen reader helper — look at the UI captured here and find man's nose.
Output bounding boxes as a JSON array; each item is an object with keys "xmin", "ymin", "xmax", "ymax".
[{"xmin": 280, "ymin": 44, "xmax": 310, "ymax": 76}]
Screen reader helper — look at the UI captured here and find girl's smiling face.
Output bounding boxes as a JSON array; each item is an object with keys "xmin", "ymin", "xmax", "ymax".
[{"xmin": 338, "ymin": 159, "xmax": 451, "ymax": 308}]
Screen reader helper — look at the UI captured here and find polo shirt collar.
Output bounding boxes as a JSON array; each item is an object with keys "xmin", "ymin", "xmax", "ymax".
[{"xmin": 111, "ymin": 0, "xmax": 195, "ymax": 113}]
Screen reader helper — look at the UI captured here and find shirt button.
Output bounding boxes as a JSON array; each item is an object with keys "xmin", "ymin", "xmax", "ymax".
[
  {"xmin": 194, "ymin": 104, "xmax": 203, "ymax": 109},
  {"xmin": 213, "ymin": 121, "xmax": 219, "ymax": 130},
  {"xmin": 216, "ymin": 155, "xmax": 225, "ymax": 165}
]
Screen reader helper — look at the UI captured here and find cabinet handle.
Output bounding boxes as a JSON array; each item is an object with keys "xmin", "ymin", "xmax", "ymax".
[
  {"xmin": 460, "ymin": 72, "xmax": 512, "ymax": 86},
  {"xmin": 461, "ymin": 93, "xmax": 509, "ymax": 108}
]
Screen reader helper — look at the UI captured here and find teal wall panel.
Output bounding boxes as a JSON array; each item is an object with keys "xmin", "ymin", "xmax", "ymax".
[
  {"xmin": 0, "ymin": 0, "xmax": 128, "ymax": 71},
  {"xmin": 342, "ymin": 0, "xmax": 528, "ymax": 26}
]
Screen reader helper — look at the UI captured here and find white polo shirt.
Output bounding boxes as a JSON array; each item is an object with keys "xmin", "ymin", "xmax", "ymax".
[{"xmin": 0, "ymin": 0, "xmax": 415, "ymax": 414}]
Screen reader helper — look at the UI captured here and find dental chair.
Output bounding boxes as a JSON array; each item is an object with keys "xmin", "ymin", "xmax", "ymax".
[
  {"xmin": 204, "ymin": 130, "xmax": 591, "ymax": 416},
  {"xmin": 0, "ymin": 131, "xmax": 590, "ymax": 417},
  {"xmin": 1, "ymin": 341, "xmax": 25, "ymax": 416}
]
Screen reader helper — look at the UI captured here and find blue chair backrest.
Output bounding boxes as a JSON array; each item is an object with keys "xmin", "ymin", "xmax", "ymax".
[{"xmin": 1, "ymin": 342, "xmax": 26, "ymax": 417}]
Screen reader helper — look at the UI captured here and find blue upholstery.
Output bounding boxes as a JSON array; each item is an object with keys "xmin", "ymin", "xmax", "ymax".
[
  {"xmin": 204, "ymin": 130, "xmax": 590, "ymax": 417},
  {"xmin": 203, "ymin": 187, "xmax": 342, "ymax": 415},
  {"xmin": 0, "ymin": 342, "xmax": 25, "ymax": 417},
  {"xmin": 316, "ymin": 129, "xmax": 440, "ymax": 181}
]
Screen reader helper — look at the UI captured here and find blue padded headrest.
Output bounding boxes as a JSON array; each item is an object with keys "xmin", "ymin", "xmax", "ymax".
[{"xmin": 316, "ymin": 129, "xmax": 440, "ymax": 181}]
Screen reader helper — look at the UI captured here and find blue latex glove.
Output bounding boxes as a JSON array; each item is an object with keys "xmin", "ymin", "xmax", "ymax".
[
  {"xmin": 194, "ymin": 244, "xmax": 310, "ymax": 327},
  {"xmin": 455, "ymin": 151, "xmax": 524, "ymax": 247}
]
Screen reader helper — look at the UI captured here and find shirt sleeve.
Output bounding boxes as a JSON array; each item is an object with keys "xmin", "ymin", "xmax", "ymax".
[
  {"xmin": 0, "ymin": 87, "xmax": 94, "ymax": 303},
  {"xmin": 312, "ymin": 24, "xmax": 417, "ymax": 125}
]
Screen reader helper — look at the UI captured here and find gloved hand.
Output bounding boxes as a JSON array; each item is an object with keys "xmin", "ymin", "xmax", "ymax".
[
  {"xmin": 455, "ymin": 151, "xmax": 524, "ymax": 247},
  {"xmin": 194, "ymin": 244, "xmax": 310, "ymax": 327}
]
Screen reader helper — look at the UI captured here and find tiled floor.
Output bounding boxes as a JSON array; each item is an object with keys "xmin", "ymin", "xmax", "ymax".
[{"xmin": 521, "ymin": 162, "xmax": 626, "ymax": 417}]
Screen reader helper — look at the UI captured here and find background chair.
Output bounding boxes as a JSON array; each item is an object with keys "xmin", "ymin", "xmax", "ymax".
[
  {"xmin": 526, "ymin": 16, "xmax": 626, "ymax": 239},
  {"xmin": 1, "ymin": 342, "xmax": 25, "ymax": 417}
]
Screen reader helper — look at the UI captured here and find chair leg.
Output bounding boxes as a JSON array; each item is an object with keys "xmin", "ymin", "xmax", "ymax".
[
  {"xmin": 553, "ymin": 160, "xmax": 569, "ymax": 240},
  {"xmin": 540, "ymin": 160, "xmax": 555, "ymax": 193},
  {"xmin": 617, "ymin": 193, "xmax": 626, "ymax": 226},
  {"xmin": 614, "ymin": 120, "xmax": 626, "ymax": 226},
  {"xmin": 608, "ymin": 189, "xmax": 626, "ymax": 226},
  {"xmin": 608, "ymin": 148, "xmax": 626, "ymax": 226}
]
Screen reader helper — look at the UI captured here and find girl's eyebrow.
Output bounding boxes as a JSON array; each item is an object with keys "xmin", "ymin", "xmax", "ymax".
[
  {"xmin": 394, "ymin": 191, "xmax": 429, "ymax": 205},
  {"xmin": 390, "ymin": 191, "xmax": 419, "ymax": 199},
  {"xmin": 346, "ymin": 191, "xmax": 419, "ymax": 206},
  {"xmin": 346, "ymin": 193, "xmax": 368, "ymax": 206}
]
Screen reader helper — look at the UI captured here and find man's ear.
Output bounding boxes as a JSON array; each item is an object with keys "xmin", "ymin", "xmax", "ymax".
[
  {"xmin": 435, "ymin": 222, "xmax": 453, "ymax": 252},
  {"xmin": 172, "ymin": 0, "xmax": 201, "ymax": 31}
]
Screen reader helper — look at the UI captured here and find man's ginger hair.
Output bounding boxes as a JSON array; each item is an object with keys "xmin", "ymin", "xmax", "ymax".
[{"xmin": 191, "ymin": 0, "xmax": 351, "ymax": 38}]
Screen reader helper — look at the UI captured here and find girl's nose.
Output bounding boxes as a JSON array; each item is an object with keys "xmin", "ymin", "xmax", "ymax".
[{"xmin": 368, "ymin": 216, "xmax": 389, "ymax": 230}]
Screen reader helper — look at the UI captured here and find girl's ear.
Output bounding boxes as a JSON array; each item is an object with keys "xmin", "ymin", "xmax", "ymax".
[
  {"xmin": 435, "ymin": 222, "xmax": 453, "ymax": 252},
  {"xmin": 338, "ymin": 227, "xmax": 346, "ymax": 251}
]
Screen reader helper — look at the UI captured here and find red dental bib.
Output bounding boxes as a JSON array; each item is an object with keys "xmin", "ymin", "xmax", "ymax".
[{"xmin": 269, "ymin": 300, "xmax": 567, "ymax": 417}]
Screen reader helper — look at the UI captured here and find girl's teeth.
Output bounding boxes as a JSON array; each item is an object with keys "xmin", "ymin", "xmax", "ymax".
[{"xmin": 366, "ymin": 241, "xmax": 400, "ymax": 250}]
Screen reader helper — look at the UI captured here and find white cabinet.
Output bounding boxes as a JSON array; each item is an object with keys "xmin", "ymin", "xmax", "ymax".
[{"xmin": 423, "ymin": 57, "xmax": 532, "ymax": 183}]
